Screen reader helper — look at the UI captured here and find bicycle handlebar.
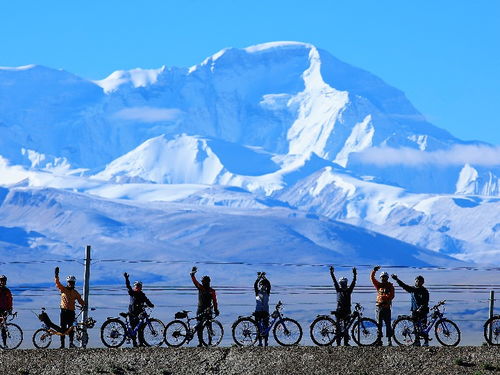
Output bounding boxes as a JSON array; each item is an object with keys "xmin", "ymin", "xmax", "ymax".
[{"xmin": 432, "ymin": 300, "xmax": 446, "ymax": 310}]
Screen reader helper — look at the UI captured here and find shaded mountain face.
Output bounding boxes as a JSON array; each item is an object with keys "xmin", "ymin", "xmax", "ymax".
[{"xmin": 0, "ymin": 42, "xmax": 498, "ymax": 265}]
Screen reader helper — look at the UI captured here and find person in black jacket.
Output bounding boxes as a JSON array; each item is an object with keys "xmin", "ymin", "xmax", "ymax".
[
  {"xmin": 190, "ymin": 266, "xmax": 219, "ymax": 347},
  {"xmin": 330, "ymin": 266, "xmax": 357, "ymax": 346},
  {"xmin": 124, "ymin": 272, "xmax": 154, "ymax": 347},
  {"xmin": 254, "ymin": 272, "xmax": 271, "ymax": 346},
  {"xmin": 391, "ymin": 274, "xmax": 430, "ymax": 346}
]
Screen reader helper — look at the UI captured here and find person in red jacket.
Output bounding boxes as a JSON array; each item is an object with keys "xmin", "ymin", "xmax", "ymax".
[
  {"xmin": 0, "ymin": 275, "xmax": 13, "ymax": 348},
  {"xmin": 190, "ymin": 266, "xmax": 219, "ymax": 347},
  {"xmin": 371, "ymin": 266, "xmax": 395, "ymax": 346}
]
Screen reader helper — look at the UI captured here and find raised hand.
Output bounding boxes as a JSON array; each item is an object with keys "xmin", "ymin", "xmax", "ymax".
[
  {"xmin": 374, "ymin": 265, "xmax": 381, "ymax": 272},
  {"xmin": 55, "ymin": 267, "xmax": 60, "ymax": 278},
  {"xmin": 352, "ymin": 267, "xmax": 357, "ymax": 275},
  {"xmin": 391, "ymin": 274, "xmax": 398, "ymax": 280},
  {"xmin": 329, "ymin": 266, "xmax": 334, "ymax": 273},
  {"xmin": 123, "ymin": 272, "xmax": 129, "ymax": 279},
  {"xmin": 191, "ymin": 266, "xmax": 197, "ymax": 274}
]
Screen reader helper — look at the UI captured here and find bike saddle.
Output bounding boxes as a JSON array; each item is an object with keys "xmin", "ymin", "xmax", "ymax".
[{"xmin": 119, "ymin": 312, "xmax": 128, "ymax": 318}]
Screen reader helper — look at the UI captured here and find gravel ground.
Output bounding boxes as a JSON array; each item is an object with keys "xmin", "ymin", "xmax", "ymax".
[{"xmin": 2, "ymin": 346, "xmax": 500, "ymax": 375}]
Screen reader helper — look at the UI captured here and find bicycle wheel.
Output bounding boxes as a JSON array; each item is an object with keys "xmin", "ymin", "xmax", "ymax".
[
  {"xmin": 351, "ymin": 318, "xmax": 379, "ymax": 346},
  {"xmin": 484, "ymin": 316, "xmax": 500, "ymax": 346},
  {"xmin": 273, "ymin": 318, "xmax": 302, "ymax": 346},
  {"xmin": 392, "ymin": 316, "xmax": 417, "ymax": 346},
  {"xmin": 0, "ymin": 323, "xmax": 23, "ymax": 349},
  {"xmin": 202, "ymin": 320, "xmax": 224, "ymax": 347},
  {"xmin": 310, "ymin": 316, "xmax": 337, "ymax": 346},
  {"xmin": 164, "ymin": 320, "xmax": 188, "ymax": 347},
  {"xmin": 32, "ymin": 328, "xmax": 52, "ymax": 349},
  {"xmin": 139, "ymin": 318, "xmax": 165, "ymax": 347},
  {"xmin": 232, "ymin": 317, "xmax": 258, "ymax": 346},
  {"xmin": 75, "ymin": 327, "xmax": 89, "ymax": 348},
  {"xmin": 435, "ymin": 318, "xmax": 460, "ymax": 346},
  {"xmin": 100, "ymin": 319, "xmax": 127, "ymax": 348}
]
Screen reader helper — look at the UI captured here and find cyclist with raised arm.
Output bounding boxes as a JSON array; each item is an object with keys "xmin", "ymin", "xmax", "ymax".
[
  {"xmin": 0, "ymin": 275, "xmax": 13, "ymax": 347},
  {"xmin": 254, "ymin": 271, "xmax": 271, "ymax": 347},
  {"xmin": 190, "ymin": 266, "xmax": 219, "ymax": 347},
  {"xmin": 123, "ymin": 272, "xmax": 154, "ymax": 347},
  {"xmin": 391, "ymin": 273, "xmax": 430, "ymax": 346},
  {"xmin": 54, "ymin": 267, "xmax": 85, "ymax": 348},
  {"xmin": 330, "ymin": 266, "xmax": 357, "ymax": 346},
  {"xmin": 371, "ymin": 266, "xmax": 395, "ymax": 346}
]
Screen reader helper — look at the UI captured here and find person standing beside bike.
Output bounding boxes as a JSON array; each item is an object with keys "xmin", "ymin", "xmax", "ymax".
[
  {"xmin": 330, "ymin": 266, "xmax": 357, "ymax": 346},
  {"xmin": 254, "ymin": 272, "xmax": 271, "ymax": 347},
  {"xmin": 190, "ymin": 266, "xmax": 219, "ymax": 347},
  {"xmin": 123, "ymin": 272, "xmax": 154, "ymax": 347},
  {"xmin": 371, "ymin": 266, "xmax": 395, "ymax": 346},
  {"xmin": 54, "ymin": 267, "xmax": 85, "ymax": 348},
  {"xmin": 391, "ymin": 274, "xmax": 430, "ymax": 346},
  {"xmin": 0, "ymin": 275, "xmax": 13, "ymax": 347}
]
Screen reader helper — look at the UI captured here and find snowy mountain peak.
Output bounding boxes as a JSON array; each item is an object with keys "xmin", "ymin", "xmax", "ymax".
[
  {"xmin": 244, "ymin": 41, "xmax": 314, "ymax": 53},
  {"xmin": 94, "ymin": 66, "xmax": 166, "ymax": 93},
  {"xmin": 94, "ymin": 134, "xmax": 225, "ymax": 185}
]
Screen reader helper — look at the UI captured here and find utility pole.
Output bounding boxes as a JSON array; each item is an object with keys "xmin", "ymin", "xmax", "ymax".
[
  {"xmin": 82, "ymin": 245, "xmax": 92, "ymax": 348},
  {"xmin": 488, "ymin": 290, "xmax": 495, "ymax": 343}
]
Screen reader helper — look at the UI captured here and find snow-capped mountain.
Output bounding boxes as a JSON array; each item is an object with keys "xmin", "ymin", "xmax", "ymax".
[{"xmin": 0, "ymin": 41, "xmax": 499, "ymax": 265}]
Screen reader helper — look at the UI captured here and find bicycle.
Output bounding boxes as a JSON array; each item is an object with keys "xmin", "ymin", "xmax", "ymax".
[
  {"xmin": 100, "ymin": 307, "xmax": 164, "ymax": 348},
  {"xmin": 232, "ymin": 300, "xmax": 302, "ymax": 347},
  {"xmin": 164, "ymin": 308, "xmax": 224, "ymax": 347},
  {"xmin": 310, "ymin": 303, "xmax": 379, "ymax": 346},
  {"xmin": 392, "ymin": 300, "xmax": 460, "ymax": 346},
  {"xmin": 0, "ymin": 311, "xmax": 23, "ymax": 350},
  {"xmin": 483, "ymin": 314, "xmax": 500, "ymax": 346},
  {"xmin": 32, "ymin": 307, "xmax": 96, "ymax": 349}
]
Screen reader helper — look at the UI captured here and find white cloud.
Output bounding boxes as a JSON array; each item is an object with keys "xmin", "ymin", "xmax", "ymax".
[
  {"xmin": 113, "ymin": 107, "xmax": 182, "ymax": 123},
  {"xmin": 355, "ymin": 144, "xmax": 500, "ymax": 167}
]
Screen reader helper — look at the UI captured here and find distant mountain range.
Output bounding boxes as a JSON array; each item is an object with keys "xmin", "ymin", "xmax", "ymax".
[{"xmin": 0, "ymin": 41, "xmax": 498, "ymax": 269}]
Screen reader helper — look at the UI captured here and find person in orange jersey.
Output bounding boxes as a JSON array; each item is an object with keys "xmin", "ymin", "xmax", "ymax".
[
  {"xmin": 371, "ymin": 265, "xmax": 395, "ymax": 346},
  {"xmin": 54, "ymin": 266, "xmax": 85, "ymax": 348}
]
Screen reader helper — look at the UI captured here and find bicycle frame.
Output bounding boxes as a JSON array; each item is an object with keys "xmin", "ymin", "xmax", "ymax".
[
  {"xmin": 39, "ymin": 309, "xmax": 85, "ymax": 337},
  {"xmin": 255, "ymin": 303, "xmax": 285, "ymax": 336},
  {"xmin": 333, "ymin": 304, "xmax": 362, "ymax": 336},
  {"xmin": 121, "ymin": 310, "xmax": 154, "ymax": 340},
  {"xmin": 180, "ymin": 309, "xmax": 215, "ymax": 343},
  {"xmin": 0, "ymin": 311, "xmax": 17, "ymax": 327},
  {"xmin": 414, "ymin": 301, "xmax": 447, "ymax": 336}
]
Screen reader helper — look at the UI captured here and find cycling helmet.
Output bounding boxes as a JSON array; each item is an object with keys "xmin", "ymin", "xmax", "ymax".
[
  {"xmin": 202, "ymin": 275, "xmax": 211, "ymax": 283},
  {"xmin": 0, "ymin": 275, "xmax": 6, "ymax": 281},
  {"xmin": 133, "ymin": 281, "xmax": 143, "ymax": 288},
  {"xmin": 66, "ymin": 275, "xmax": 76, "ymax": 283},
  {"xmin": 415, "ymin": 275, "xmax": 424, "ymax": 283},
  {"xmin": 339, "ymin": 277, "xmax": 348, "ymax": 286},
  {"xmin": 380, "ymin": 271, "xmax": 389, "ymax": 278}
]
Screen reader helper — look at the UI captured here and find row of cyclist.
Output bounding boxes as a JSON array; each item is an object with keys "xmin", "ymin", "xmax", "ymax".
[{"xmin": 0, "ymin": 266, "xmax": 499, "ymax": 349}]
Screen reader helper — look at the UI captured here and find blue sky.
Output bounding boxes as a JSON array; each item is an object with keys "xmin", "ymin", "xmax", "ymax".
[{"xmin": 1, "ymin": 0, "xmax": 499, "ymax": 144}]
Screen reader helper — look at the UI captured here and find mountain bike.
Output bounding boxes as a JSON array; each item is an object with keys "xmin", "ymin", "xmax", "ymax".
[
  {"xmin": 392, "ymin": 300, "xmax": 460, "ymax": 346},
  {"xmin": 0, "ymin": 311, "xmax": 23, "ymax": 350},
  {"xmin": 164, "ymin": 308, "xmax": 224, "ymax": 347},
  {"xmin": 32, "ymin": 307, "xmax": 96, "ymax": 349},
  {"xmin": 100, "ymin": 307, "xmax": 164, "ymax": 348},
  {"xmin": 232, "ymin": 301, "xmax": 303, "ymax": 346},
  {"xmin": 484, "ymin": 314, "xmax": 500, "ymax": 346},
  {"xmin": 310, "ymin": 303, "xmax": 379, "ymax": 346}
]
